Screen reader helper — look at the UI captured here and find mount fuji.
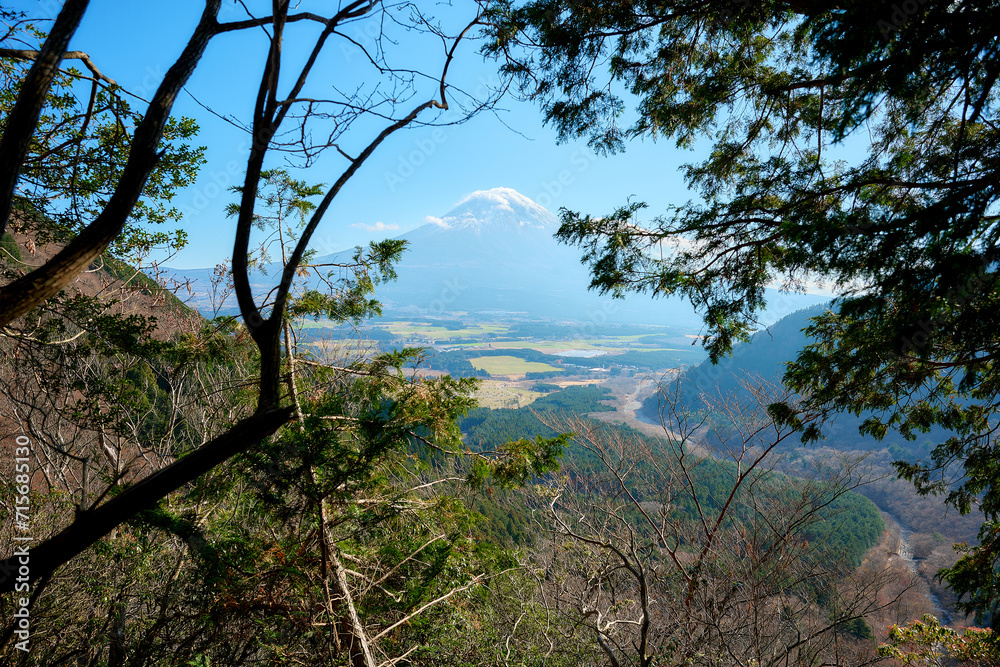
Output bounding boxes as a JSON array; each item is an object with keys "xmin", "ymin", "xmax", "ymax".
[
  {"xmin": 165, "ymin": 187, "xmax": 827, "ymax": 327},
  {"xmin": 315, "ymin": 187, "xmax": 707, "ymax": 325}
]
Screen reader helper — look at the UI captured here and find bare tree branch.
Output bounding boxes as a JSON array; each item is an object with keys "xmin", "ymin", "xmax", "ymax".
[{"xmin": 0, "ymin": 48, "xmax": 117, "ymax": 85}]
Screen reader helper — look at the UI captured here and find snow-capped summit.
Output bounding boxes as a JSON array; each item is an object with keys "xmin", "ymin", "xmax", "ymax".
[
  {"xmin": 400, "ymin": 188, "xmax": 566, "ymax": 268},
  {"xmin": 420, "ymin": 187, "xmax": 558, "ymax": 234}
]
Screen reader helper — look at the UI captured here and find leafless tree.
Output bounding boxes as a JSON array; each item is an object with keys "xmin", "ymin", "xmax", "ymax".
[
  {"xmin": 0, "ymin": 0, "xmax": 501, "ymax": 594},
  {"xmin": 533, "ymin": 376, "xmax": 912, "ymax": 666}
]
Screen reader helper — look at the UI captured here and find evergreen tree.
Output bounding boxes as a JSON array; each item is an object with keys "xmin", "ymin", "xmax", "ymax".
[{"xmin": 489, "ymin": 0, "xmax": 1000, "ymax": 624}]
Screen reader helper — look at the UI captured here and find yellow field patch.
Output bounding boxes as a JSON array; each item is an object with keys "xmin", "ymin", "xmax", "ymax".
[{"xmin": 474, "ymin": 381, "xmax": 546, "ymax": 409}]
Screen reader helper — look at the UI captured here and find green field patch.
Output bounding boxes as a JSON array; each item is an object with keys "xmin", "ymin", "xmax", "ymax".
[
  {"xmin": 453, "ymin": 341, "xmax": 631, "ymax": 353},
  {"xmin": 466, "ymin": 341, "xmax": 606, "ymax": 351},
  {"xmin": 589, "ymin": 335, "xmax": 648, "ymax": 343},
  {"xmin": 518, "ymin": 341, "xmax": 606, "ymax": 350},
  {"xmin": 469, "ymin": 356, "xmax": 563, "ymax": 376},
  {"xmin": 385, "ymin": 322, "xmax": 509, "ymax": 339},
  {"xmin": 603, "ymin": 347, "xmax": 688, "ymax": 353}
]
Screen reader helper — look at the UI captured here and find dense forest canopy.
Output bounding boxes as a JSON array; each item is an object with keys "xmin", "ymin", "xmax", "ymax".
[{"xmin": 489, "ymin": 0, "xmax": 1000, "ymax": 624}]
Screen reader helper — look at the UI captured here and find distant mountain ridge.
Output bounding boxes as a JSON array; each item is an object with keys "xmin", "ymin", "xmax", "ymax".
[
  {"xmin": 678, "ymin": 302, "xmax": 832, "ymax": 398},
  {"xmin": 164, "ymin": 187, "xmax": 829, "ymax": 327},
  {"xmin": 642, "ymin": 303, "xmax": 949, "ymax": 460}
]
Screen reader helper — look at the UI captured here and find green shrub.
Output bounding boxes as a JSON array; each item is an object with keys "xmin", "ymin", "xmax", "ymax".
[{"xmin": 0, "ymin": 232, "xmax": 21, "ymax": 263}]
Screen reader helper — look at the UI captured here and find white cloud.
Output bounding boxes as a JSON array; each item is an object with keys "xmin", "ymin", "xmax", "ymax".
[
  {"xmin": 351, "ymin": 221, "xmax": 400, "ymax": 233},
  {"xmin": 424, "ymin": 215, "xmax": 450, "ymax": 228}
]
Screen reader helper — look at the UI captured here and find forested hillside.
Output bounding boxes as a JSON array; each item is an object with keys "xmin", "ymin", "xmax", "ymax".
[
  {"xmin": 462, "ymin": 385, "xmax": 884, "ymax": 571},
  {"xmin": 642, "ymin": 305, "xmax": 952, "ymax": 462},
  {"xmin": 4, "ymin": 0, "xmax": 998, "ymax": 664}
]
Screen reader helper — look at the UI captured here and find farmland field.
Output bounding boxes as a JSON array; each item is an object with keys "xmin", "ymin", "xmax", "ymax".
[
  {"xmin": 383, "ymin": 322, "xmax": 509, "ymax": 339},
  {"xmin": 468, "ymin": 356, "xmax": 562, "ymax": 377},
  {"xmin": 474, "ymin": 382, "xmax": 547, "ymax": 409}
]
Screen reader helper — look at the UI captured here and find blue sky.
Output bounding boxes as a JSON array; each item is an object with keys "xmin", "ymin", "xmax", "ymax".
[{"xmin": 13, "ymin": 0, "xmax": 701, "ymax": 269}]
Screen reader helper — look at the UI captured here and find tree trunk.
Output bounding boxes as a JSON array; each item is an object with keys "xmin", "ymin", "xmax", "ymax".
[{"xmin": 0, "ymin": 406, "xmax": 293, "ymax": 593}]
